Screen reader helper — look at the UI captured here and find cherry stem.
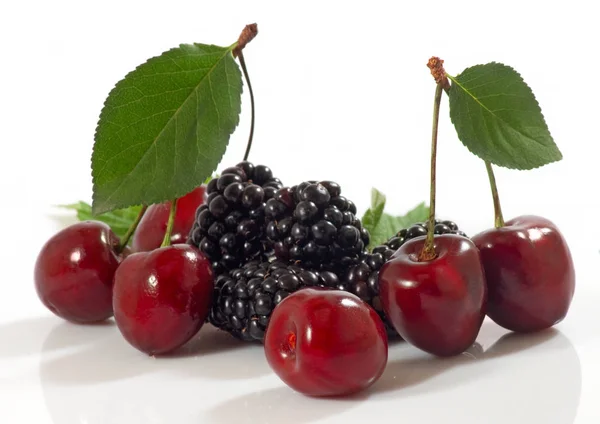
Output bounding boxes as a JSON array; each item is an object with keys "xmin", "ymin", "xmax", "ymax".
[
  {"xmin": 160, "ymin": 200, "xmax": 178, "ymax": 248},
  {"xmin": 232, "ymin": 23, "xmax": 258, "ymax": 162},
  {"xmin": 118, "ymin": 205, "xmax": 148, "ymax": 253},
  {"xmin": 419, "ymin": 83, "xmax": 444, "ymax": 262},
  {"xmin": 238, "ymin": 51, "xmax": 255, "ymax": 162},
  {"xmin": 485, "ymin": 161, "xmax": 505, "ymax": 228}
]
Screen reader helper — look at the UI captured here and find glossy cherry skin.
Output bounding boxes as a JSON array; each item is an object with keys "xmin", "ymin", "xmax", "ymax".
[
  {"xmin": 34, "ymin": 221, "xmax": 121, "ymax": 323},
  {"xmin": 472, "ymin": 215, "xmax": 575, "ymax": 333},
  {"xmin": 113, "ymin": 244, "xmax": 214, "ymax": 355},
  {"xmin": 380, "ymin": 234, "xmax": 487, "ymax": 357},
  {"xmin": 131, "ymin": 186, "xmax": 206, "ymax": 252},
  {"xmin": 264, "ymin": 288, "xmax": 388, "ymax": 397}
]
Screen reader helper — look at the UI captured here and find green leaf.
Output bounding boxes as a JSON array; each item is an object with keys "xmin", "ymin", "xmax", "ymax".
[
  {"xmin": 361, "ymin": 188, "xmax": 429, "ymax": 250},
  {"xmin": 361, "ymin": 188, "xmax": 386, "ymax": 238},
  {"xmin": 61, "ymin": 176, "xmax": 215, "ymax": 240},
  {"xmin": 448, "ymin": 63, "xmax": 562, "ymax": 170},
  {"xmin": 59, "ymin": 202, "xmax": 142, "ymax": 241},
  {"xmin": 92, "ymin": 43, "xmax": 242, "ymax": 215}
]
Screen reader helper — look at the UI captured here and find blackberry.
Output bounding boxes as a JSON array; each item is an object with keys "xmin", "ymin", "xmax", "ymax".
[
  {"xmin": 264, "ymin": 181, "xmax": 369, "ymax": 270},
  {"xmin": 208, "ymin": 260, "xmax": 341, "ymax": 342},
  {"xmin": 188, "ymin": 162, "xmax": 283, "ymax": 274},
  {"xmin": 208, "ymin": 218, "xmax": 467, "ymax": 342},
  {"xmin": 344, "ymin": 219, "xmax": 468, "ymax": 336},
  {"xmin": 372, "ymin": 219, "xmax": 467, "ymax": 260}
]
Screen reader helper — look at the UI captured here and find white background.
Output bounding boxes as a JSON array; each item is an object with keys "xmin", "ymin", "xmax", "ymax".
[{"xmin": 1, "ymin": 1, "xmax": 599, "ymax": 423}]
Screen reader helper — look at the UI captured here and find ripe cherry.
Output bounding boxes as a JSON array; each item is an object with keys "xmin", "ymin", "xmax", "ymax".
[
  {"xmin": 264, "ymin": 288, "xmax": 388, "ymax": 397},
  {"xmin": 112, "ymin": 244, "xmax": 214, "ymax": 355},
  {"xmin": 34, "ymin": 221, "xmax": 121, "ymax": 323},
  {"xmin": 380, "ymin": 235, "xmax": 487, "ymax": 356},
  {"xmin": 472, "ymin": 215, "xmax": 575, "ymax": 333},
  {"xmin": 131, "ymin": 186, "xmax": 206, "ymax": 252}
]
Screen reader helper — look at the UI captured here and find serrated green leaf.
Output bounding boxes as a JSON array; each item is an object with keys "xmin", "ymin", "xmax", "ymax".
[
  {"xmin": 92, "ymin": 43, "xmax": 242, "ymax": 214},
  {"xmin": 371, "ymin": 204, "xmax": 429, "ymax": 249},
  {"xmin": 361, "ymin": 188, "xmax": 429, "ymax": 250},
  {"xmin": 59, "ymin": 202, "xmax": 142, "ymax": 241},
  {"xmin": 448, "ymin": 63, "xmax": 562, "ymax": 170}
]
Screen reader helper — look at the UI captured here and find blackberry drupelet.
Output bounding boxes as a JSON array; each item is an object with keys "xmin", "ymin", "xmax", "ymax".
[
  {"xmin": 188, "ymin": 162, "xmax": 283, "ymax": 274},
  {"xmin": 264, "ymin": 181, "xmax": 369, "ymax": 270},
  {"xmin": 208, "ymin": 260, "xmax": 342, "ymax": 342},
  {"xmin": 344, "ymin": 219, "xmax": 468, "ymax": 336}
]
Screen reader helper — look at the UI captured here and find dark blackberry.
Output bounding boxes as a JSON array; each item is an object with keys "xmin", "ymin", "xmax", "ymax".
[
  {"xmin": 341, "ymin": 252, "xmax": 393, "ymax": 336},
  {"xmin": 188, "ymin": 162, "xmax": 283, "ymax": 274},
  {"xmin": 264, "ymin": 181, "xmax": 369, "ymax": 270},
  {"xmin": 346, "ymin": 219, "xmax": 468, "ymax": 336},
  {"xmin": 209, "ymin": 260, "xmax": 339, "ymax": 342}
]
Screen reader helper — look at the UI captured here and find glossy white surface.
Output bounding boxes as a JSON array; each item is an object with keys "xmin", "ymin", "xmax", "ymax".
[
  {"xmin": 0, "ymin": 303, "xmax": 596, "ymax": 424},
  {"xmin": 1, "ymin": 218, "xmax": 599, "ymax": 423}
]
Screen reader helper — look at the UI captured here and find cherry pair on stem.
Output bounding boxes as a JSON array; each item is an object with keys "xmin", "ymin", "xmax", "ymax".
[{"xmin": 379, "ymin": 67, "xmax": 575, "ymax": 357}]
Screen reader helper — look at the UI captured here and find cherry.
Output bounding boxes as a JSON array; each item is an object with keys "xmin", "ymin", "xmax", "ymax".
[
  {"xmin": 472, "ymin": 215, "xmax": 575, "ymax": 333},
  {"xmin": 131, "ymin": 186, "xmax": 206, "ymax": 252},
  {"xmin": 34, "ymin": 221, "xmax": 121, "ymax": 323},
  {"xmin": 380, "ymin": 235, "xmax": 487, "ymax": 356},
  {"xmin": 112, "ymin": 244, "xmax": 214, "ymax": 355},
  {"xmin": 264, "ymin": 288, "xmax": 388, "ymax": 397}
]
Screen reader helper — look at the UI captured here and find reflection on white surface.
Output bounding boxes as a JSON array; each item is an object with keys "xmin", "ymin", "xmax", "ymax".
[
  {"xmin": 26, "ymin": 318, "xmax": 583, "ymax": 424},
  {"xmin": 38, "ymin": 320, "xmax": 272, "ymax": 424},
  {"xmin": 208, "ymin": 328, "xmax": 582, "ymax": 424}
]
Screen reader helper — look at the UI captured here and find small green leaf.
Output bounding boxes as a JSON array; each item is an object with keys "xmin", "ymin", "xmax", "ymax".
[
  {"xmin": 372, "ymin": 203, "xmax": 429, "ymax": 249},
  {"xmin": 361, "ymin": 188, "xmax": 387, "ymax": 237},
  {"xmin": 92, "ymin": 43, "xmax": 242, "ymax": 215},
  {"xmin": 61, "ymin": 176, "xmax": 215, "ymax": 240},
  {"xmin": 59, "ymin": 202, "xmax": 142, "ymax": 241},
  {"xmin": 361, "ymin": 188, "xmax": 429, "ymax": 250},
  {"xmin": 448, "ymin": 63, "xmax": 562, "ymax": 170}
]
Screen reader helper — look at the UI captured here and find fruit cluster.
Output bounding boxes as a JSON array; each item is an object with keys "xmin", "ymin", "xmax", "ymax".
[
  {"xmin": 33, "ymin": 27, "xmax": 575, "ymax": 398},
  {"xmin": 34, "ymin": 157, "xmax": 575, "ymax": 396}
]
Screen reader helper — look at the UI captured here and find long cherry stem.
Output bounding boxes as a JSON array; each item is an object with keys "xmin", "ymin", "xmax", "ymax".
[
  {"xmin": 232, "ymin": 24, "xmax": 258, "ymax": 162},
  {"xmin": 485, "ymin": 161, "xmax": 505, "ymax": 228},
  {"xmin": 118, "ymin": 205, "xmax": 148, "ymax": 253},
  {"xmin": 160, "ymin": 200, "xmax": 178, "ymax": 248},
  {"xmin": 419, "ymin": 83, "xmax": 444, "ymax": 262},
  {"xmin": 238, "ymin": 51, "xmax": 255, "ymax": 162}
]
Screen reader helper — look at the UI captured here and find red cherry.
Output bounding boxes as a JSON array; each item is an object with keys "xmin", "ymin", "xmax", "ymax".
[
  {"xmin": 131, "ymin": 186, "xmax": 206, "ymax": 252},
  {"xmin": 264, "ymin": 288, "xmax": 388, "ymax": 397},
  {"xmin": 34, "ymin": 221, "xmax": 121, "ymax": 323},
  {"xmin": 379, "ymin": 234, "xmax": 487, "ymax": 357},
  {"xmin": 113, "ymin": 244, "xmax": 214, "ymax": 355},
  {"xmin": 472, "ymin": 215, "xmax": 575, "ymax": 333}
]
